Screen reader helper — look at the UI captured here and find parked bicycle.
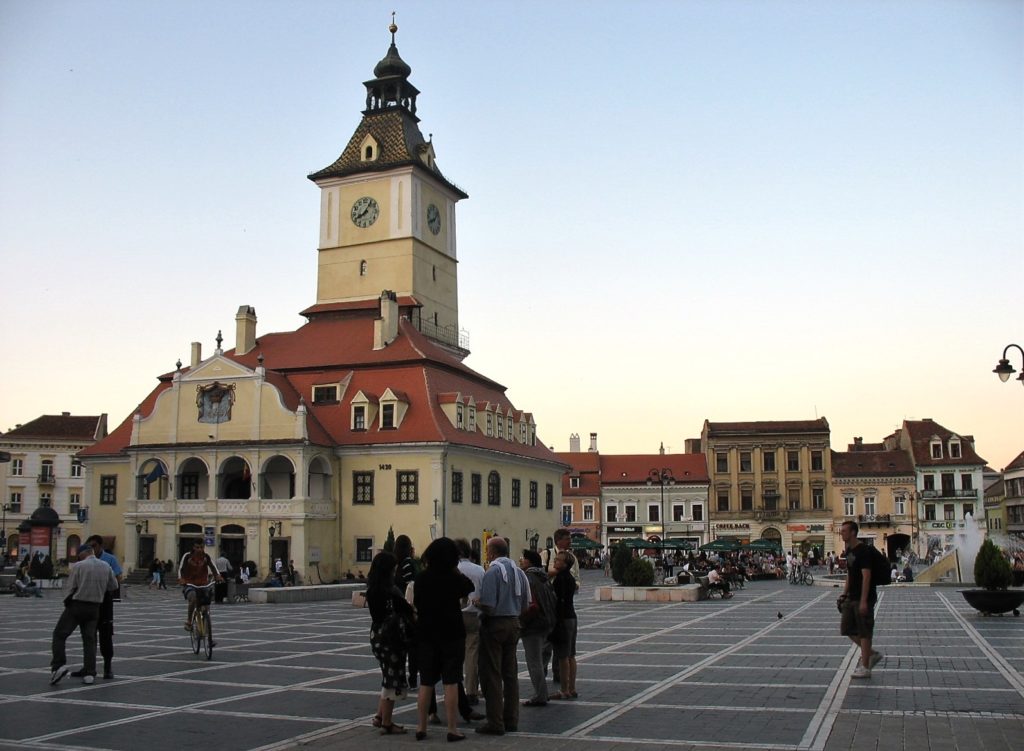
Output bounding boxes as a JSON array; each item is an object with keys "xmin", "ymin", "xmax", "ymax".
[
  {"xmin": 789, "ymin": 564, "xmax": 814, "ymax": 586},
  {"xmin": 185, "ymin": 582, "xmax": 215, "ymax": 660}
]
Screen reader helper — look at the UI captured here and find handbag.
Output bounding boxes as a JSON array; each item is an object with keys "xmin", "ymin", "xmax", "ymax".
[{"xmin": 380, "ymin": 596, "xmax": 412, "ymax": 648}]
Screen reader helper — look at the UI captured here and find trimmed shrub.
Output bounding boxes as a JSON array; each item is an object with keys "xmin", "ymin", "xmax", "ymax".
[
  {"xmin": 974, "ymin": 539, "xmax": 1012, "ymax": 590},
  {"xmin": 622, "ymin": 558, "xmax": 655, "ymax": 587},
  {"xmin": 611, "ymin": 544, "xmax": 632, "ymax": 584}
]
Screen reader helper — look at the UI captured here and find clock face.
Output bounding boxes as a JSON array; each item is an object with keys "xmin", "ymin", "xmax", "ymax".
[
  {"xmin": 426, "ymin": 203, "xmax": 441, "ymax": 235},
  {"xmin": 350, "ymin": 196, "xmax": 379, "ymax": 228}
]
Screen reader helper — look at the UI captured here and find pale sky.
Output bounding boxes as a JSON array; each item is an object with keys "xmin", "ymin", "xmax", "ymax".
[{"xmin": 1, "ymin": 1, "xmax": 1021, "ymax": 470}]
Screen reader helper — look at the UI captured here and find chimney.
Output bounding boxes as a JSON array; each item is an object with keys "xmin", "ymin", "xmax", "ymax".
[
  {"xmin": 588, "ymin": 432, "xmax": 598, "ymax": 452},
  {"xmin": 62, "ymin": 411, "xmax": 70, "ymax": 417},
  {"xmin": 373, "ymin": 290, "xmax": 400, "ymax": 350},
  {"xmin": 191, "ymin": 342, "xmax": 202, "ymax": 367},
  {"xmin": 684, "ymin": 438, "xmax": 702, "ymax": 454},
  {"xmin": 569, "ymin": 433, "xmax": 580, "ymax": 452},
  {"xmin": 659, "ymin": 441, "xmax": 665, "ymax": 455},
  {"xmin": 235, "ymin": 305, "xmax": 257, "ymax": 355}
]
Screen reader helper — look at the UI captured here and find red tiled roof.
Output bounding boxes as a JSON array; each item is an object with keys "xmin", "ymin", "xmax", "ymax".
[
  {"xmin": 901, "ymin": 419, "xmax": 986, "ymax": 467},
  {"xmin": 705, "ymin": 418, "xmax": 830, "ymax": 436},
  {"xmin": 80, "ymin": 384, "xmax": 172, "ymax": 457},
  {"xmin": 300, "ymin": 296, "xmax": 420, "ymax": 318},
  {"xmin": 1004, "ymin": 450, "xmax": 1024, "ymax": 472},
  {"xmin": 599, "ymin": 454, "xmax": 709, "ymax": 485},
  {"xmin": 80, "ymin": 313, "xmax": 560, "ymax": 466},
  {"xmin": 4, "ymin": 414, "xmax": 106, "ymax": 441},
  {"xmin": 831, "ymin": 450, "xmax": 914, "ymax": 477},
  {"xmin": 554, "ymin": 452, "xmax": 601, "ymax": 474}
]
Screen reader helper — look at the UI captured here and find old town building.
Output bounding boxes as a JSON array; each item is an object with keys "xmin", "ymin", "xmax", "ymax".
[
  {"xmin": 881, "ymin": 418, "xmax": 986, "ymax": 557},
  {"xmin": 701, "ymin": 419, "xmax": 833, "ymax": 554},
  {"xmin": 554, "ymin": 433, "xmax": 603, "ymax": 547},
  {"xmin": 77, "ymin": 26, "xmax": 564, "ymax": 578},
  {"xmin": 999, "ymin": 450, "xmax": 1024, "ymax": 541},
  {"xmin": 1, "ymin": 413, "xmax": 108, "ymax": 560},
  {"xmin": 830, "ymin": 438, "xmax": 916, "ymax": 558}
]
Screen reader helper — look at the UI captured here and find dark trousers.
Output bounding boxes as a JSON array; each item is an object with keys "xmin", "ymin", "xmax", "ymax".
[
  {"xmin": 542, "ymin": 639, "xmax": 560, "ymax": 681},
  {"xmin": 478, "ymin": 616, "xmax": 520, "ymax": 731},
  {"xmin": 97, "ymin": 592, "xmax": 114, "ymax": 670},
  {"xmin": 51, "ymin": 601, "xmax": 100, "ymax": 675}
]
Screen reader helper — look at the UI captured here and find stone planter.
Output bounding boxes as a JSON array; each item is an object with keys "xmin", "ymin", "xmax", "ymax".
[{"xmin": 960, "ymin": 589, "xmax": 1024, "ymax": 616}]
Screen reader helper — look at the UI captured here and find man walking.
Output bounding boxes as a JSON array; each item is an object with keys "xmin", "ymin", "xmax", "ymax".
[
  {"xmin": 838, "ymin": 520, "xmax": 882, "ymax": 679},
  {"xmin": 69, "ymin": 535, "xmax": 122, "ymax": 680},
  {"xmin": 475, "ymin": 536, "xmax": 530, "ymax": 736},
  {"xmin": 214, "ymin": 549, "xmax": 231, "ymax": 603},
  {"xmin": 50, "ymin": 544, "xmax": 119, "ymax": 685}
]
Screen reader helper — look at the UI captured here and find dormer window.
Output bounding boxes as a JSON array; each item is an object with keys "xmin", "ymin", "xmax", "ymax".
[
  {"xmin": 930, "ymin": 438, "xmax": 943, "ymax": 459},
  {"xmin": 949, "ymin": 438, "xmax": 961, "ymax": 459},
  {"xmin": 360, "ymin": 134, "xmax": 379, "ymax": 162},
  {"xmin": 506, "ymin": 416, "xmax": 513, "ymax": 440},
  {"xmin": 468, "ymin": 407, "xmax": 476, "ymax": 432},
  {"xmin": 497, "ymin": 414, "xmax": 504, "ymax": 439},
  {"xmin": 350, "ymin": 390, "xmax": 378, "ymax": 431},
  {"xmin": 456, "ymin": 404, "xmax": 464, "ymax": 429},
  {"xmin": 312, "ymin": 385, "xmax": 338, "ymax": 404},
  {"xmin": 360, "ymin": 260, "xmax": 368, "ymax": 276},
  {"xmin": 378, "ymin": 387, "xmax": 409, "ymax": 430},
  {"xmin": 569, "ymin": 477, "xmax": 580, "ymax": 489},
  {"xmin": 486, "ymin": 412, "xmax": 493, "ymax": 437}
]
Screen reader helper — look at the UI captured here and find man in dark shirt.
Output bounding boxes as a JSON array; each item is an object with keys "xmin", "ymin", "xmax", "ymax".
[{"xmin": 838, "ymin": 520, "xmax": 882, "ymax": 679}]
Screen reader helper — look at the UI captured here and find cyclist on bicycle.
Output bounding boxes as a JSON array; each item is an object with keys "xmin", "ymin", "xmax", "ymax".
[{"xmin": 178, "ymin": 540, "xmax": 222, "ymax": 632}]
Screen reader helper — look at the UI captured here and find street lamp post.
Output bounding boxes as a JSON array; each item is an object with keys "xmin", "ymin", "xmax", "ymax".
[
  {"xmin": 1, "ymin": 503, "xmax": 8, "ymax": 557},
  {"xmin": 992, "ymin": 344, "xmax": 1024, "ymax": 387},
  {"xmin": 647, "ymin": 468, "xmax": 676, "ymax": 540}
]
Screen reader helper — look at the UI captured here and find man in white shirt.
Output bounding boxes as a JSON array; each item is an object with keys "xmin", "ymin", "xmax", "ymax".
[{"xmin": 456, "ymin": 538, "xmax": 485, "ymax": 705}]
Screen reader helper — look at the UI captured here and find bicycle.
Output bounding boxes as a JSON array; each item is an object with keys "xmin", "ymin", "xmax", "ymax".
[
  {"xmin": 789, "ymin": 565, "xmax": 814, "ymax": 586},
  {"xmin": 185, "ymin": 582, "xmax": 215, "ymax": 660}
]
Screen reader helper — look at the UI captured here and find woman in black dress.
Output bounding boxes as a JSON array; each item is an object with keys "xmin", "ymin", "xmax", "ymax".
[
  {"xmin": 413, "ymin": 537, "xmax": 473, "ymax": 742},
  {"xmin": 366, "ymin": 551, "xmax": 413, "ymax": 735}
]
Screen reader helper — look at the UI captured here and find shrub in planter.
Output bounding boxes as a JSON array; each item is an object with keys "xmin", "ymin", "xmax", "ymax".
[
  {"xmin": 611, "ymin": 544, "xmax": 632, "ymax": 584},
  {"xmin": 974, "ymin": 539, "xmax": 1013, "ymax": 590},
  {"xmin": 622, "ymin": 558, "xmax": 655, "ymax": 587}
]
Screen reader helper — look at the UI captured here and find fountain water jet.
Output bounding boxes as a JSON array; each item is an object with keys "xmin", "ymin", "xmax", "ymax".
[{"xmin": 954, "ymin": 512, "xmax": 984, "ymax": 584}]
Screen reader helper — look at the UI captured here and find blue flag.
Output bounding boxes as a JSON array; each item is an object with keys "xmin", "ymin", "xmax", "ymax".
[{"xmin": 144, "ymin": 464, "xmax": 166, "ymax": 485}]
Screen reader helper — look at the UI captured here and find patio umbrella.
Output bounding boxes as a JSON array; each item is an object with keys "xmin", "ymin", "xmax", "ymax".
[
  {"xmin": 570, "ymin": 537, "xmax": 604, "ymax": 550},
  {"xmin": 699, "ymin": 538, "xmax": 741, "ymax": 553},
  {"xmin": 659, "ymin": 539, "xmax": 695, "ymax": 551},
  {"xmin": 616, "ymin": 538, "xmax": 650, "ymax": 549},
  {"xmin": 743, "ymin": 539, "xmax": 782, "ymax": 553}
]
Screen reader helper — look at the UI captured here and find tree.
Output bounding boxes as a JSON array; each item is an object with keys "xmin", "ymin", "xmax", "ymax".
[
  {"xmin": 974, "ymin": 539, "xmax": 1012, "ymax": 590},
  {"xmin": 383, "ymin": 526, "xmax": 396, "ymax": 554},
  {"xmin": 611, "ymin": 543, "xmax": 632, "ymax": 584}
]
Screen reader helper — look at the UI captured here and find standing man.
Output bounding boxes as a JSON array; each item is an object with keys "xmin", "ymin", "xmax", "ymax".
[
  {"xmin": 213, "ymin": 549, "xmax": 231, "ymax": 603},
  {"xmin": 68, "ymin": 535, "xmax": 122, "ymax": 680},
  {"xmin": 838, "ymin": 520, "xmax": 882, "ymax": 679},
  {"xmin": 540, "ymin": 528, "xmax": 579, "ymax": 680},
  {"xmin": 456, "ymin": 538, "xmax": 485, "ymax": 706},
  {"xmin": 50, "ymin": 544, "xmax": 118, "ymax": 685},
  {"xmin": 475, "ymin": 536, "xmax": 530, "ymax": 736}
]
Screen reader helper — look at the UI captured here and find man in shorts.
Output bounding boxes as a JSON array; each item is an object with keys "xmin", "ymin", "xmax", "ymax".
[
  {"xmin": 838, "ymin": 520, "xmax": 882, "ymax": 679},
  {"xmin": 178, "ymin": 540, "xmax": 222, "ymax": 635}
]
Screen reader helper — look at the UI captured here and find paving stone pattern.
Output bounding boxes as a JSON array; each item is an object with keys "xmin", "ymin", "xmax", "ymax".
[{"xmin": 0, "ymin": 572, "xmax": 1021, "ymax": 751}]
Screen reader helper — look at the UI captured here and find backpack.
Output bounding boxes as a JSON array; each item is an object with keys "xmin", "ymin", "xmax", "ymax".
[
  {"xmin": 531, "ymin": 577, "xmax": 556, "ymax": 634},
  {"xmin": 868, "ymin": 545, "xmax": 892, "ymax": 587}
]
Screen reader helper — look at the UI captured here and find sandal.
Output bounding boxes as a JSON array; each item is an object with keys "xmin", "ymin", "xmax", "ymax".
[
  {"xmin": 371, "ymin": 714, "xmax": 382, "ymax": 728},
  {"xmin": 523, "ymin": 698, "xmax": 547, "ymax": 707},
  {"xmin": 549, "ymin": 692, "xmax": 568, "ymax": 700},
  {"xmin": 380, "ymin": 723, "xmax": 407, "ymax": 735}
]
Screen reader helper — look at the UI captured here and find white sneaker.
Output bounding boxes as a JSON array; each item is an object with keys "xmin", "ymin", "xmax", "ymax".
[
  {"xmin": 869, "ymin": 651, "xmax": 883, "ymax": 669},
  {"xmin": 851, "ymin": 665, "xmax": 871, "ymax": 679},
  {"xmin": 82, "ymin": 675, "xmax": 95, "ymax": 685}
]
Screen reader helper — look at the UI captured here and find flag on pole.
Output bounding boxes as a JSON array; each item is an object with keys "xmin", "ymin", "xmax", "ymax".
[{"xmin": 144, "ymin": 463, "xmax": 166, "ymax": 485}]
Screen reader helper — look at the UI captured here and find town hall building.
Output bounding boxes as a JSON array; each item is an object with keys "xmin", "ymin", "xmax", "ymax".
[{"xmin": 79, "ymin": 23, "xmax": 565, "ymax": 579}]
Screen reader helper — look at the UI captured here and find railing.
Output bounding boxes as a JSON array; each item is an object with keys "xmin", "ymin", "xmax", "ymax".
[
  {"xmin": 920, "ymin": 489, "xmax": 978, "ymax": 500},
  {"xmin": 37, "ymin": 473, "xmax": 55, "ymax": 485},
  {"xmin": 411, "ymin": 316, "xmax": 470, "ymax": 351}
]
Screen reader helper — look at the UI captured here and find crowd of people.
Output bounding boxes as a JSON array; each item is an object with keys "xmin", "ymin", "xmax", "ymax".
[{"xmin": 364, "ymin": 527, "xmax": 580, "ymax": 739}]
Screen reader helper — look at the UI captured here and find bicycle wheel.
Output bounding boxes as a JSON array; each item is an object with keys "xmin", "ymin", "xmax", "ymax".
[
  {"xmin": 203, "ymin": 611, "xmax": 213, "ymax": 660},
  {"xmin": 804, "ymin": 573, "xmax": 814, "ymax": 586},
  {"xmin": 189, "ymin": 614, "xmax": 201, "ymax": 654}
]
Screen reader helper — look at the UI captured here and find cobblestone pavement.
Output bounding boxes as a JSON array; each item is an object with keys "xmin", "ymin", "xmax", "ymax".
[{"xmin": 1, "ymin": 572, "xmax": 1021, "ymax": 751}]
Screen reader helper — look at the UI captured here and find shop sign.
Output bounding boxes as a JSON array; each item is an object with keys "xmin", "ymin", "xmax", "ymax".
[
  {"xmin": 787, "ymin": 524, "xmax": 828, "ymax": 533},
  {"xmin": 714, "ymin": 523, "xmax": 750, "ymax": 530},
  {"xmin": 609, "ymin": 525, "xmax": 641, "ymax": 534},
  {"xmin": 927, "ymin": 521, "xmax": 965, "ymax": 530}
]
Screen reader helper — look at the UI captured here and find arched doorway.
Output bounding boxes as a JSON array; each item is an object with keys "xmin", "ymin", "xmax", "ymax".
[
  {"xmin": 220, "ymin": 524, "xmax": 246, "ymax": 570},
  {"xmin": 219, "ymin": 457, "xmax": 252, "ymax": 499},
  {"xmin": 887, "ymin": 533, "xmax": 910, "ymax": 561},
  {"xmin": 179, "ymin": 523, "xmax": 203, "ymax": 560},
  {"xmin": 261, "ymin": 455, "xmax": 296, "ymax": 499}
]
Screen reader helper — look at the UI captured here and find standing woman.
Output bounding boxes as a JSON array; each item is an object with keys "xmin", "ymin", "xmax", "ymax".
[
  {"xmin": 366, "ymin": 551, "xmax": 412, "ymax": 735},
  {"xmin": 413, "ymin": 537, "xmax": 474, "ymax": 742},
  {"xmin": 549, "ymin": 551, "xmax": 578, "ymax": 700}
]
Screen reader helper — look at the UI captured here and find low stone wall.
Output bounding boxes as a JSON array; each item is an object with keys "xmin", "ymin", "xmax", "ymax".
[
  {"xmin": 247, "ymin": 584, "xmax": 359, "ymax": 604},
  {"xmin": 594, "ymin": 584, "xmax": 704, "ymax": 602}
]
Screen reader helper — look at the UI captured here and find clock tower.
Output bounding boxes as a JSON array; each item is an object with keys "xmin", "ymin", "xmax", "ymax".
[{"xmin": 308, "ymin": 22, "xmax": 468, "ymax": 351}]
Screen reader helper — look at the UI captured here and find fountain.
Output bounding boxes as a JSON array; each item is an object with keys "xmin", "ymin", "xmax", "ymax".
[{"xmin": 954, "ymin": 512, "xmax": 984, "ymax": 584}]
